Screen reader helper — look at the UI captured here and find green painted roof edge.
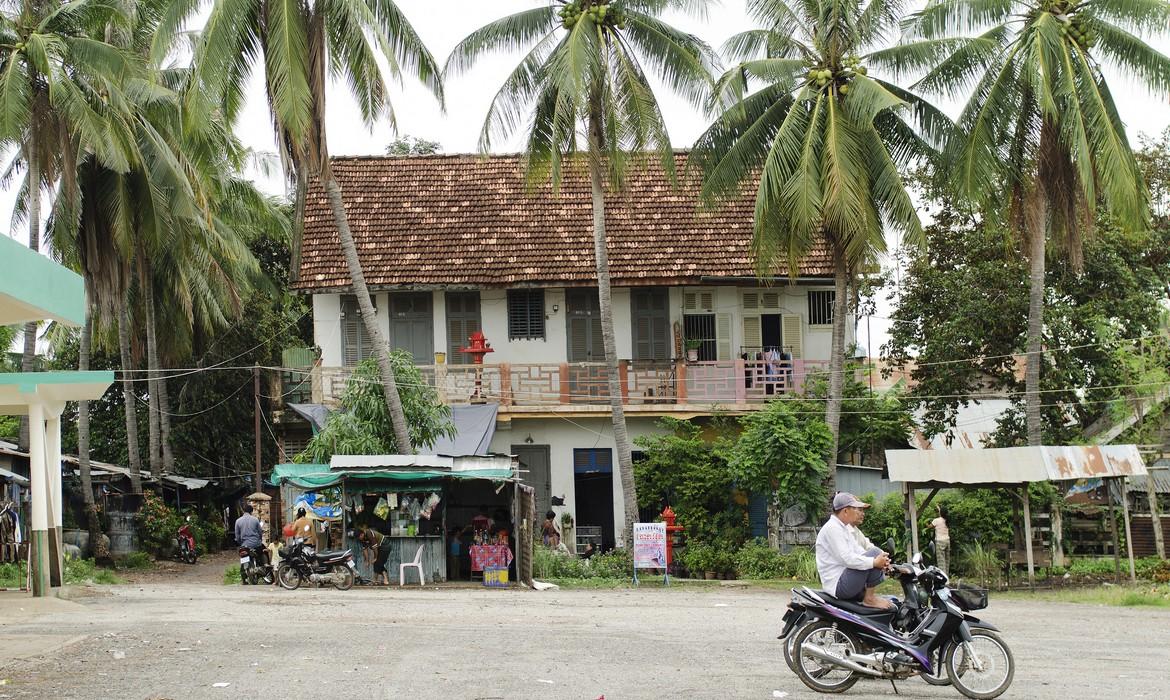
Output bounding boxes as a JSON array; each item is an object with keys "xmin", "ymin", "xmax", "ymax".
[
  {"xmin": 0, "ymin": 371, "xmax": 116, "ymax": 387},
  {"xmin": 0, "ymin": 235, "xmax": 86, "ymax": 326},
  {"xmin": 269, "ymin": 463, "xmax": 513, "ymax": 489}
]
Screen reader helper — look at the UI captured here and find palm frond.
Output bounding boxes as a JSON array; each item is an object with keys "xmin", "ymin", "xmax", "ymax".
[{"xmin": 444, "ymin": 7, "xmax": 558, "ymax": 77}]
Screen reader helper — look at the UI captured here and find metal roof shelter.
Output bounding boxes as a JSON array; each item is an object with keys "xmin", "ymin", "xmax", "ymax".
[
  {"xmin": 1, "ymin": 235, "xmax": 115, "ymax": 596},
  {"xmin": 886, "ymin": 445, "xmax": 1149, "ymax": 584}
]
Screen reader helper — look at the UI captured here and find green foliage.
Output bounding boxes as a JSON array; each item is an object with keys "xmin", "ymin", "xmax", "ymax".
[
  {"xmin": 64, "ymin": 558, "xmax": 123, "ymax": 585},
  {"xmin": 859, "ymin": 492, "xmax": 907, "ymax": 547},
  {"xmin": 137, "ymin": 491, "xmax": 182, "ymax": 556},
  {"xmin": 116, "ymin": 552, "xmax": 154, "ymax": 570},
  {"xmin": 634, "ymin": 418, "xmax": 747, "ymax": 545},
  {"xmin": 189, "ymin": 513, "xmax": 226, "ymax": 554},
  {"xmin": 385, "ymin": 136, "xmax": 441, "ymax": 155},
  {"xmin": 0, "ymin": 562, "xmax": 22, "ymax": 587},
  {"xmin": 223, "ymin": 566, "xmax": 242, "ymax": 585},
  {"xmin": 726, "ymin": 400, "xmax": 832, "ymax": 521},
  {"xmin": 734, "ymin": 539, "xmax": 787, "ymax": 579},
  {"xmin": 959, "ymin": 541, "xmax": 1003, "ymax": 588},
  {"xmin": 532, "ymin": 546, "xmax": 631, "ymax": 580},
  {"xmin": 678, "ymin": 541, "xmax": 720, "ymax": 574},
  {"xmin": 589, "ymin": 548, "xmax": 633, "ymax": 579},
  {"xmin": 297, "ymin": 355, "xmax": 455, "ymax": 462}
]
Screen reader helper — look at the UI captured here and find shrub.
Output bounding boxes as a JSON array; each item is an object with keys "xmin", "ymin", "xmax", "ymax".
[
  {"xmin": 533, "ymin": 547, "xmax": 588, "ymax": 579},
  {"xmin": 116, "ymin": 552, "xmax": 154, "ymax": 570},
  {"xmin": 959, "ymin": 541, "xmax": 1002, "ymax": 586},
  {"xmin": 137, "ymin": 491, "xmax": 181, "ymax": 556},
  {"xmin": 223, "ymin": 566, "xmax": 242, "ymax": 585},
  {"xmin": 0, "ymin": 562, "xmax": 23, "ymax": 587},
  {"xmin": 784, "ymin": 546, "xmax": 819, "ymax": 581},
  {"xmin": 735, "ymin": 539, "xmax": 787, "ymax": 579},
  {"xmin": 590, "ymin": 548, "xmax": 633, "ymax": 579},
  {"xmin": 679, "ymin": 542, "xmax": 719, "ymax": 574},
  {"xmin": 64, "ymin": 558, "xmax": 122, "ymax": 585}
]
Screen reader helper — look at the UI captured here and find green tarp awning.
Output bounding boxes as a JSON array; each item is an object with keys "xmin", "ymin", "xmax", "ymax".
[{"xmin": 269, "ymin": 460, "xmax": 514, "ymax": 490}]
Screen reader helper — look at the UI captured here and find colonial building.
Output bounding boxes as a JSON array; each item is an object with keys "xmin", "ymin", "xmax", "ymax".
[{"xmin": 286, "ymin": 153, "xmax": 854, "ymax": 549}]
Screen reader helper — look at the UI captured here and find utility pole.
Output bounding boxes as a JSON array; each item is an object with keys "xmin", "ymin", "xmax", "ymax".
[{"xmin": 254, "ymin": 366, "xmax": 262, "ymax": 491}]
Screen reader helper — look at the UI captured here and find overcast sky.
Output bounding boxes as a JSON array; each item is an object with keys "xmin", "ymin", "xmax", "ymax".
[{"xmin": 5, "ymin": 0, "xmax": 1170, "ymax": 352}]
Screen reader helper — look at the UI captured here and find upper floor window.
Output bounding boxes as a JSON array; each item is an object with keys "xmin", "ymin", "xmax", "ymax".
[
  {"xmin": 808, "ymin": 290, "xmax": 835, "ymax": 326},
  {"xmin": 507, "ymin": 289, "xmax": 545, "ymax": 340}
]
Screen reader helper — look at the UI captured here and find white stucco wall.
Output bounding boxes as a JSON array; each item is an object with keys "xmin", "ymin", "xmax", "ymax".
[
  {"xmin": 487, "ymin": 415, "xmax": 673, "ymax": 544},
  {"xmin": 311, "ymin": 284, "xmax": 855, "ymax": 367}
]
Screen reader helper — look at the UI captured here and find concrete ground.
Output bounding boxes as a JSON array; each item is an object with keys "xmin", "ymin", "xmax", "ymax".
[{"xmin": 1, "ymin": 569, "xmax": 1168, "ymax": 699}]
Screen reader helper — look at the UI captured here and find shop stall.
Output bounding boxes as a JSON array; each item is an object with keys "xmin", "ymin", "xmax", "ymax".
[{"xmin": 269, "ymin": 454, "xmax": 523, "ymax": 585}]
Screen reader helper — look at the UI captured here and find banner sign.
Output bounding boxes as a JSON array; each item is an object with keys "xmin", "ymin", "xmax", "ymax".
[{"xmin": 633, "ymin": 522, "xmax": 667, "ymax": 569}]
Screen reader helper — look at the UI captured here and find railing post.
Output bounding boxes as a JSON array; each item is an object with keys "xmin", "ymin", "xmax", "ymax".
[
  {"xmin": 734, "ymin": 358, "xmax": 746, "ymax": 404},
  {"xmin": 559, "ymin": 364, "xmax": 570, "ymax": 404},
  {"xmin": 499, "ymin": 363, "xmax": 512, "ymax": 407},
  {"xmin": 675, "ymin": 360, "xmax": 687, "ymax": 404},
  {"xmin": 434, "ymin": 361, "xmax": 448, "ymax": 404},
  {"xmin": 619, "ymin": 362, "xmax": 629, "ymax": 402}
]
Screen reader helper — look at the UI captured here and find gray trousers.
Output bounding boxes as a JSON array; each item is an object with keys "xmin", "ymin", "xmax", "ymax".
[{"xmin": 835, "ymin": 547, "xmax": 885, "ymax": 602}]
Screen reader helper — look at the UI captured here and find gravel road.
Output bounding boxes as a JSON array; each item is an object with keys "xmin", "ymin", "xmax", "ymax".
[{"xmin": 2, "ymin": 574, "xmax": 1168, "ymax": 700}]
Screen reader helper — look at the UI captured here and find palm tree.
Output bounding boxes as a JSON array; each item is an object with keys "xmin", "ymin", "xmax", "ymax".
[
  {"xmin": 692, "ymin": 0, "xmax": 946, "ymax": 492},
  {"xmin": 448, "ymin": 0, "xmax": 719, "ymax": 543},
  {"xmin": 187, "ymin": 0, "xmax": 444, "ymax": 455},
  {"xmin": 0, "ymin": 0, "xmax": 135, "ymax": 448},
  {"xmin": 884, "ymin": 0, "xmax": 1170, "ymax": 446}
]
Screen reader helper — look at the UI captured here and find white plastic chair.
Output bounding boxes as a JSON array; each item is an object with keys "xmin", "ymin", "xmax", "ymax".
[{"xmin": 400, "ymin": 544, "xmax": 425, "ymax": 586}]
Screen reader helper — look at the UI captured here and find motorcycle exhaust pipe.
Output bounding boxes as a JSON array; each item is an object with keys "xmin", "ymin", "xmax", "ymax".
[{"xmin": 801, "ymin": 644, "xmax": 885, "ymax": 677}]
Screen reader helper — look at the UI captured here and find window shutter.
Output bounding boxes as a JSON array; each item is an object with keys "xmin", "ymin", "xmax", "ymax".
[
  {"xmin": 651, "ymin": 316, "xmax": 669, "ymax": 360},
  {"xmin": 782, "ymin": 314, "xmax": 803, "ymax": 359},
  {"xmin": 682, "ymin": 291, "xmax": 698, "ymax": 311},
  {"xmin": 508, "ymin": 289, "xmax": 545, "ymax": 339},
  {"xmin": 700, "ymin": 291, "xmax": 714, "ymax": 312},
  {"xmin": 742, "ymin": 315, "xmax": 761, "ymax": 353},
  {"xmin": 716, "ymin": 313, "xmax": 732, "ymax": 360},
  {"xmin": 762, "ymin": 292, "xmax": 780, "ymax": 310},
  {"xmin": 633, "ymin": 316, "xmax": 652, "ymax": 360},
  {"xmin": 742, "ymin": 292, "xmax": 759, "ymax": 311},
  {"xmin": 341, "ymin": 295, "xmax": 374, "ymax": 367}
]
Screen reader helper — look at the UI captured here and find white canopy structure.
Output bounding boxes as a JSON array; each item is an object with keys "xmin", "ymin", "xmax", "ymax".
[
  {"xmin": 1, "ymin": 235, "xmax": 114, "ymax": 596},
  {"xmin": 886, "ymin": 445, "xmax": 1148, "ymax": 584}
]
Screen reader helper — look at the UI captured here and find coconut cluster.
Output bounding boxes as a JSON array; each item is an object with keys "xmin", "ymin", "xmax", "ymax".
[
  {"xmin": 1060, "ymin": 15, "xmax": 1097, "ymax": 48},
  {"xmin": 559, "ymin": 1, "xmax": 629, "ymax": 30},
  {"xmin": 804, "ymin": 55, "xmax": 867, "ymax": 95}
]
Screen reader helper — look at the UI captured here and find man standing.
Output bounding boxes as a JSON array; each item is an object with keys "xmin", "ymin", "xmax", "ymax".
[
  {"xmin": 815, "ymin": 493, "xmax": 892, "ymax": 609},
  {"xmin": 234, "ymin": 504, "xmax": 265, "ymax": 584},
  {"xmin": 357, "ymin": 524, "xmax": 392, "ymax": 586}
]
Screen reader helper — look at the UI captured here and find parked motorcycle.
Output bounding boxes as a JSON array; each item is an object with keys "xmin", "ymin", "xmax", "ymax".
[
  {"xmin": 275, "ymin": 538, "xmax": 356, "ymax": 591},
  {"xmin": 239, "ymin": 546, "xmax": 274, "ymax": 585},
  {"xmin": 780, "ymin": 551, "xmax": 1013, "ymax": 699},
  {"xmin": 174, "ymin": 516, "xmax": 197, "ymax": 564}
]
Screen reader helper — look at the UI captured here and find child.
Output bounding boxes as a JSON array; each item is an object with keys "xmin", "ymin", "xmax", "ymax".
[{"xmin": 448, "ymin": 526, "xmax": 464, "ymax": 581}]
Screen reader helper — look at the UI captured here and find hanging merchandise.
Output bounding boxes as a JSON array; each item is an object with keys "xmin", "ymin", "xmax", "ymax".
[
  {"xmin": 373, "ymin": 496, "xmax": 390, "ymax": 520},
  {"xmin": 420, "ymin": 492, "xmax": 441, "ymax": 520},
  {"xmin": 405, "ymin": 495, "xmax": 421, "ymax": 521},
  {"xmin": 388, "ymin": 492, "xmax": 398, "ymax": 509}
]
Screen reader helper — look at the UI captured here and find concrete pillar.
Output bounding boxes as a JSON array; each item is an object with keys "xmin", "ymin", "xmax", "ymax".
[
  {"xmin": 47, "ymin": 411, "xmax": 63, "ymax": 586},
  {"xmin": 28, "ymin": 402, "xmax": 49, "ymax": 597}
]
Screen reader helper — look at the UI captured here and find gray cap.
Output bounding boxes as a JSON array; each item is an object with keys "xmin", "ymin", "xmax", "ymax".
[{"xmin": 832, "ymin": 492, "xmax": 870, "ymax": 511}]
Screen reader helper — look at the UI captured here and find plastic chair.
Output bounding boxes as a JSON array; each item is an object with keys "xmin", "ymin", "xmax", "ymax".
[{"xmin": 400, "ymin": 544, "xmax": 425, "ymax": 586}]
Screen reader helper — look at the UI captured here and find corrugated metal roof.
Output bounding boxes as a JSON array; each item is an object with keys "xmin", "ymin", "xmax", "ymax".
[
  {"xmin": 886, "ymin": 445, "xmax": 1148, "ymax": 485},
  {"xmin": 1125, "ymin": 468, "xmax": 1170, "ymax": 495}
]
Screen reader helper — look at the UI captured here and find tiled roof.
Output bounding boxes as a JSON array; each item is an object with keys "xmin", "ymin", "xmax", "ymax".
[{"xmin": 295, "ymin": 153, "xmax": 834, "ymax": 291}]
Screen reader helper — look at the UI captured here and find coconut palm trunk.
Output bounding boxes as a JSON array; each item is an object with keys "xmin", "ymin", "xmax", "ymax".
[
  {"xmin": 158, "ymin": 376, "xmax": 176, "ymax": 472},
  {"xmin": 118, "ymin": 296, "xmax": 144, "ymax": 493},
  {"xmin": 1023, "ymin": 180, "xmax": 1046, "ymax": 447},
  {"xmin": 143, "ymin": 265, "xmax": 163, "ymax": 472},
  {"xmin": 18, "ymin": 136, "xmax": 40, "ymax": 450},
  {"xmin": 321, "ymin": 166, "xmax": 413, "ymax": 454},
  {"xmin": 76, "ymin": 308, "xmax": 106, "ymax": 559},
  {"xmin": 824, "ymin": 247, "xmax": 849, "ymax": 496},
  {"xmin": 587, "ymin": 102, "xmax": 637, "ymax": 544}
]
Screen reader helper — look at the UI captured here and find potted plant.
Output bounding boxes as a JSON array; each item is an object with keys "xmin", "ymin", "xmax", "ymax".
[
  {"xmin": 684, "ymin": 339, "xmax": 702, "ymax": 362},
  {"xmin": 682, "ymin": 542, "xmax": 718, "ymax": 580}
]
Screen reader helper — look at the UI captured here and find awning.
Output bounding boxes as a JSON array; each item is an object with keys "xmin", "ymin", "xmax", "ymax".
[
  {"xmin": 0, "ymin": 466, "xmax": 29, "ymax": 486},
  {"xmin": 270, "ymin": 454, "xmax": 516, "ymax": 490},
  {"xmin": 886, "ymin": 445, "xmax": 1148, "ymax": 486},
  {"xmin": 287, "ymin": 403, "xmax": 330, "ymax": 433}
]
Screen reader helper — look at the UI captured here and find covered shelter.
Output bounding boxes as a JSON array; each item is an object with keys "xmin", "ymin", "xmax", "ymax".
[
  {"xmin": 0, "ymin": 235, "xmax": 115, "ymax": 595},
  {"xmin": 886, "ymin": 445, "xmax": 1148, "ymax": 584},
  {"xmin": 269, "ymin": 454, "xmax": 535, "ymax": 586}
]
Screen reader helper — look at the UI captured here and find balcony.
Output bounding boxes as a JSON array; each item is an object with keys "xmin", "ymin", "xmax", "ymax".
[{"xmin": 303, "ymin": 359, "xmax": 830, "ymax": 412}]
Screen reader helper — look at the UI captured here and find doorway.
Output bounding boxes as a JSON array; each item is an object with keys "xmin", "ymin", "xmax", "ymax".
[{"xmin": 573, "ymin": 448, "xmax": 614, "ymax": 551}]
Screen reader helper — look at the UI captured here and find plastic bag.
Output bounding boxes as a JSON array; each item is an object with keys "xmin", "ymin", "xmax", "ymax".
[{"xmin": 373, "ymin": 497, "xmax": 390, "ymax": 520}]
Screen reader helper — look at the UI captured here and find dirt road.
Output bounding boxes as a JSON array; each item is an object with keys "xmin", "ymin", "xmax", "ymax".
[{"xmin": 1, "ymin": 581, "xmax": 1168, "ymax": 699}]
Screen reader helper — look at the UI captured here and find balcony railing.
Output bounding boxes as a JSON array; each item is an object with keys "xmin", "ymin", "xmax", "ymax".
[{"xmin": 305, "ymin": 359, "xmax": 830, "ymax": 409}]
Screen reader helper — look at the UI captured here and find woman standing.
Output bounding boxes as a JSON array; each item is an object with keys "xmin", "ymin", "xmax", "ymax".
[{"xmin": 928, "ymin": 506, "xmax": 950, "ymax": 574}]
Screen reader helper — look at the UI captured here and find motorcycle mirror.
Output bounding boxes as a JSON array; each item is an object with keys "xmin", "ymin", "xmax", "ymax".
[
  {"xmin": 912, "ymin": 551, "xmax": 923, "ymax": 565},
  {"xmin": 883, "ymin": 537, "xmax": 896, "ymax": 554}
]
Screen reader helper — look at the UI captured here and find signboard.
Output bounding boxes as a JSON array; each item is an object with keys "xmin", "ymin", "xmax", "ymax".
[{"xmin": 633, "ymin": 522, "xmax": 667, "ymax": 569}]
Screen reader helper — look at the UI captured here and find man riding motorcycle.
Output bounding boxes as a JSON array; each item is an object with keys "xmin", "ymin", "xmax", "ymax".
[{"xmin": 234, "ymin": 504, "xmax": 267, "ymax": 584}]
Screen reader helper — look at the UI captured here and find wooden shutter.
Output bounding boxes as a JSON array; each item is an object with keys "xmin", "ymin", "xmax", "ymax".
[
  {"xmin": 742, "ymin": 315, "xmax": 762, "ymax": 354},
  {"xmin": 716, "ymin": 313, "xmax": 732, "ymax": 360},
  {"xmin": 742, "ymin": 292, "xmax": 759, "ymax": 311},
  {"xmin": 508, "ymin": 289, "xmax": 545, "ymax": 339},
  {"xmin": 762, "ymin": 292, "xmax": 780, "ymax": 310},
  {"xmin": 632, "ymin": 288, "xmax": 669, "ymax": 361},
  {"xmin": 341, "ymin": 295, "xmax": 374, "ymax": 367},
  {"xmin": 683, "ymin": 289, "xmax": 714, "ymax": 312},
  {"xmin": 782, "ymin": 314, "xmax": 803, "ymax": 359}
]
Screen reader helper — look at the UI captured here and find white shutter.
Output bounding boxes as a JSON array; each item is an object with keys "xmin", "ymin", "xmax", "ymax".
[
  {"xmin": 782, "ymin": 314, "xmax": 803, "ymax": 359},
  {"xmin": 742, "ymin": 315, "xmax": 761, "ymax": 353},
  {"xmin": 683, "ymin": 291, "xmax": 698, "ymax": 311},
  {"xmin": 716, "ymin": 313, "xmax": 732, "ymax": 360},
  {"xmin": 699, "ymin": 291, "xmax": 714, "ymax": 312},
  {"xmin": 762, "ymin": 292, "xmax": 780, "ymax": 310},
  {"xmin": 742, "ymin": 292, "xmax": 759, "ymax": 311}
]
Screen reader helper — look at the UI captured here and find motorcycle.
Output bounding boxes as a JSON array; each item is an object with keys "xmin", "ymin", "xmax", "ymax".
[
  {"xmin": 275, "ymin": 538, "xmax": 356, "ymax": 591},
  {"xmin": 239, "ymin": 546, "xmax": 274, "ymax": 585},
  {"xmin": 780, "ymin": 551, "xmax": 1013, "ymax": 699},
  {"xmin": 174, "ymin": 516, "xmax": 198, "ymax": 564}
]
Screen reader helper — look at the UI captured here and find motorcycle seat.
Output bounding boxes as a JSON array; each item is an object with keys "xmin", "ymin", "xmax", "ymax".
[
  {"xmin": 314, "ymin": 549, "xmax": 350, "ymax": 561},
  {"xmin": 815, "ymin": 591, "xmax": 896, "ymax": 617}
]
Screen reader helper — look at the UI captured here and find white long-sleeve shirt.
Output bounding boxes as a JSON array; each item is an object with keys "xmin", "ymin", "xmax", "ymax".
[{"xmin": 815, "ymin": 515, "xmax": 879, "ymax": 597}]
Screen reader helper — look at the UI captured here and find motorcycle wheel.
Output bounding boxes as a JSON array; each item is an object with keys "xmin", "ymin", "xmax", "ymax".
[
  {"xmin": 277, "ymin": 563, "xmax": 302, "ymax": 591},
  {"xmin": 184, "ymin": 550, "xmax": 197, "ymax": 565},
  {"xmin": 946, "ymin": 630, "xmax": 1014, "ymax": 700},
  {"xmin": 262, "ymin": 567, "xmax": 275, "ymax": 585},
  {"xmin": 332, "ymin": 564, "xmax": 355, "ymax": 591},
  {"xmin": 784, "ymin": 619, "xmax": 816, "ymax": 674},
  {"xmin": 791, "ymin": 620, "xmax": 861, "ymax": 694}
]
